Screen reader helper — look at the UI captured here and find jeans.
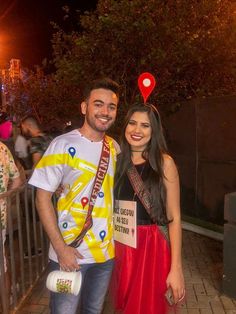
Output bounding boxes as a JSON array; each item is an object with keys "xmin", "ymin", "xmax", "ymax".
[{"xmin": 49, "ymin": 259, "xmax": 114, "ymax": 314}]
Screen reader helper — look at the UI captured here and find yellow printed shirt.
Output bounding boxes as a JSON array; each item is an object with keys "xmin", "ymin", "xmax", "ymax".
[{"xmin": 29, "ymin": 130, "xmax": 119, "ymax": 264}]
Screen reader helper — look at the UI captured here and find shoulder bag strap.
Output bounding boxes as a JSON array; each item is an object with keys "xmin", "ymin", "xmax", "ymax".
[
  {"xmin": 69, "ymin": 136, "xmax": 110, "ymax": 248},
  {"xmin": 127, "ymin": 164, "xmax": 152, "ymax": 215},
  {"xmin": 127, "ymin": 164, "xmax": 169, "ymax": 243}
]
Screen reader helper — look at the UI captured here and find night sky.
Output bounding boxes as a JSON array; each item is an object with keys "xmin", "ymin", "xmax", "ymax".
[{"xmin": 0, "ymin": 0, "xmax": 97, "ymax": 69}]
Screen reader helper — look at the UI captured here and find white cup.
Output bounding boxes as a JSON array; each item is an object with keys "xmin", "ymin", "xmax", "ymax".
[{"xmin": 46, "ymin": 270, "xmax": 82, "ymax": 295}]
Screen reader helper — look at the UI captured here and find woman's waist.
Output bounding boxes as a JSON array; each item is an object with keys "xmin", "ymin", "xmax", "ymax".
[{"xmin": 137, "ymin": 219, "xmax": 156, "ymax": 225}]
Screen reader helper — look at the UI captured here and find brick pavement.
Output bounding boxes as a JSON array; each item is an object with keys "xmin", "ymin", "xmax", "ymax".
[{"xmin": 17, "ymin": 230, "xmax": 236, "ymax": 314}]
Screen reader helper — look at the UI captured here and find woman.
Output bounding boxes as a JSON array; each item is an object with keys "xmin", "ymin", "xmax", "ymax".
[{"xmin": 113, "ymin": 104, "xmax": 185, "ymax": 313}]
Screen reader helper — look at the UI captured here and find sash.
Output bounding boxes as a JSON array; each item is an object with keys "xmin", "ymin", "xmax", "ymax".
[
  {"xmin": 127, "ymin": 164, "xmax": 169, "ymax": 242},
  {"xmin": 69, "ymin": 136, "xmax": 110, "ymax": 248}
]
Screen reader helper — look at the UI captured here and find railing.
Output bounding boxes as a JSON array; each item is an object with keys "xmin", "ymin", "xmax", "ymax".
[{"xmin": 0, "ymin": 183, "xmax": 49, "ymax": 313}]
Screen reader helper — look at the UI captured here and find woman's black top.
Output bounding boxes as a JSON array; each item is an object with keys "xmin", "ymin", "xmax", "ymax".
[{"xmin": 115, "ymin": 162, "xmax": 155, "ymax": 225}]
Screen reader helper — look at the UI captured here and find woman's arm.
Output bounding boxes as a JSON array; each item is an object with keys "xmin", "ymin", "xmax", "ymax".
[{"xmin": 163, "ymin": 154, "xmax": 185, "ymax": 304}]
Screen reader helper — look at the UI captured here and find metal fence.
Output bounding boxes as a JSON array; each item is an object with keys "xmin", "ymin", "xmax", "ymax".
[{"xmin": 0, "ymin": 183, "xmax": 49, "ymax": 313}]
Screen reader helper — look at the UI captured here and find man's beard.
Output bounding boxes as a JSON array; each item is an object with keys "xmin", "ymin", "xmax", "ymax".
[
  {"xmin": 21, "ymin": 129, "xmax": 31, "ymax": 140},
  {"xmin": 86, "ymin": 115, "xmax": 114, "ymax": 133}
]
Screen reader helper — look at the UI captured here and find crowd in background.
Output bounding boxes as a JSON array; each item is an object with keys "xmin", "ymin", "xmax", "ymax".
[
  {"xmin": 0, "ymin": 111, "xmax": 83, "ymax": 178},
  {"xmin": 0, "ymin": 111, "xmax": 84, "ymax": 310}
]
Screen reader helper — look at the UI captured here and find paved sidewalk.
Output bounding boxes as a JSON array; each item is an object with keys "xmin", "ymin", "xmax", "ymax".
[{"xmin": 18, "ymin": 230, "xmax": 236, "ymax": 313}]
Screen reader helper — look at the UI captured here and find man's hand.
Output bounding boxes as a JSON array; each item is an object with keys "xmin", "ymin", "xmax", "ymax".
[
  {"xmin": 57, "ymin": 245, "xmax": 83, "ymax": 272},
  {"xmin": 36, "ymin": 188, "xmax": 84, "ymax": 271}
]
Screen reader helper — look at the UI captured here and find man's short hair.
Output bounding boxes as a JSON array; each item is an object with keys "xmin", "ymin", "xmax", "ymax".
[
  {"xmin": 21, "ymin": 116, "xmax": 40, "ymax": 129},
  {"xmin": 83, "ymin": 78, "xmax": 120, "ymax": 101}
]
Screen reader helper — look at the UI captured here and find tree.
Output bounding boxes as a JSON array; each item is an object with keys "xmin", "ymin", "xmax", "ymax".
[
  {"xmin": 52, "ymin": 0, "xmax": 236, "ymax": 115},
  {"xmin": 7, "ymin": 0, "xmax": 236, "ymax": 127},
  {"xmin": 7, "ymin": 69, "xmax": 81, "ymax": 132}
]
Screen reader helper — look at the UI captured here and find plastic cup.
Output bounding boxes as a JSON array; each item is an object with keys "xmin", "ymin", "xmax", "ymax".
[{"xmin": 46, "ymin": 270, "xmax": 82, "ymax": 295}]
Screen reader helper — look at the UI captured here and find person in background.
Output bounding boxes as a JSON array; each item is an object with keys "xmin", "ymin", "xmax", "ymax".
[
  {"xmin": 0, "ymin": 112, "xmax": 15, "ymax": 157},
  {"xmin": 113, "ymin": 104, "xmax": 185, "ymax": 314},
  {"xmin": 19, "ymin": 116, "xmax": 52, "ymax": 258},
  {"xmin": 0, "ymin": 141, "xmax": 22, "ymax": 310},
  {"xmin": 14, "ymin": 127, "xmax": 31, "ymax": 170},
  {"xmin": 29, "ymin": 78, "xmax": 120, "ymax": 314},
  {"xmin": 20, "ymin": 116, "xmax": 52, "ymax": 168},
  {"xmin": 0, "ymin": 112, "xmax": 12, "ymax": 142}
]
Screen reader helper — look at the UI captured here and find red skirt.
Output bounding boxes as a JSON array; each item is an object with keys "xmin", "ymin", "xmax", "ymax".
[{"xmin": 112, "ymin": 225, "xmax": 171, "ymax": 314}]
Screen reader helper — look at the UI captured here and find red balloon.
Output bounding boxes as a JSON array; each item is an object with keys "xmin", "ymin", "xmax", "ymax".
[{"xmin": 138, "ymin": 72, "xmax": 156, "ymax": 103}]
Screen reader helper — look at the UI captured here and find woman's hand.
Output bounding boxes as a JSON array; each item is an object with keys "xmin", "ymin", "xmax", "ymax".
[{"xmin": 166, "ymin": 267, "xmax": 185, "ymax": 304}]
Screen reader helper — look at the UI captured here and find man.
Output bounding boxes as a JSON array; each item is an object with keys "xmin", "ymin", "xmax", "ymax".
[
  {"xmin": 20, "ymin": 116, "xmax": 52, "ymax": 168},
  {"xmin": 29, "ymin": 78, "xmax": 120, "ymax": 314},
  {"xmin": 20, "ymin": 116, "xmax": 52, "ymax": 258}
]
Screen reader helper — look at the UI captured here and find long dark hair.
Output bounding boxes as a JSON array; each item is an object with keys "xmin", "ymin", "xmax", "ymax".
[{"xmin": 115, "ymin": 104, "xmax": 170, "ymax": 225}]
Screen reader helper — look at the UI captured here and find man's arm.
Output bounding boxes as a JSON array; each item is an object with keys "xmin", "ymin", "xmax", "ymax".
[
  {"xmin": 36, "ymin": 188, "xmax": 83, "ymax": 271},
  {"xmin": 0, "ymin": 175, "xmax": 22, "ymax": 198},
  {"xmin": 32, "ymin": 152, "xmax": 42, "ymax": 168},
  {"xmin": 5, "ymin": 144, "xmax": 22, "ymax": 190},
  {"xmin": 9, "ymin": 176, "xmax": 22, "ymax": 190}
]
